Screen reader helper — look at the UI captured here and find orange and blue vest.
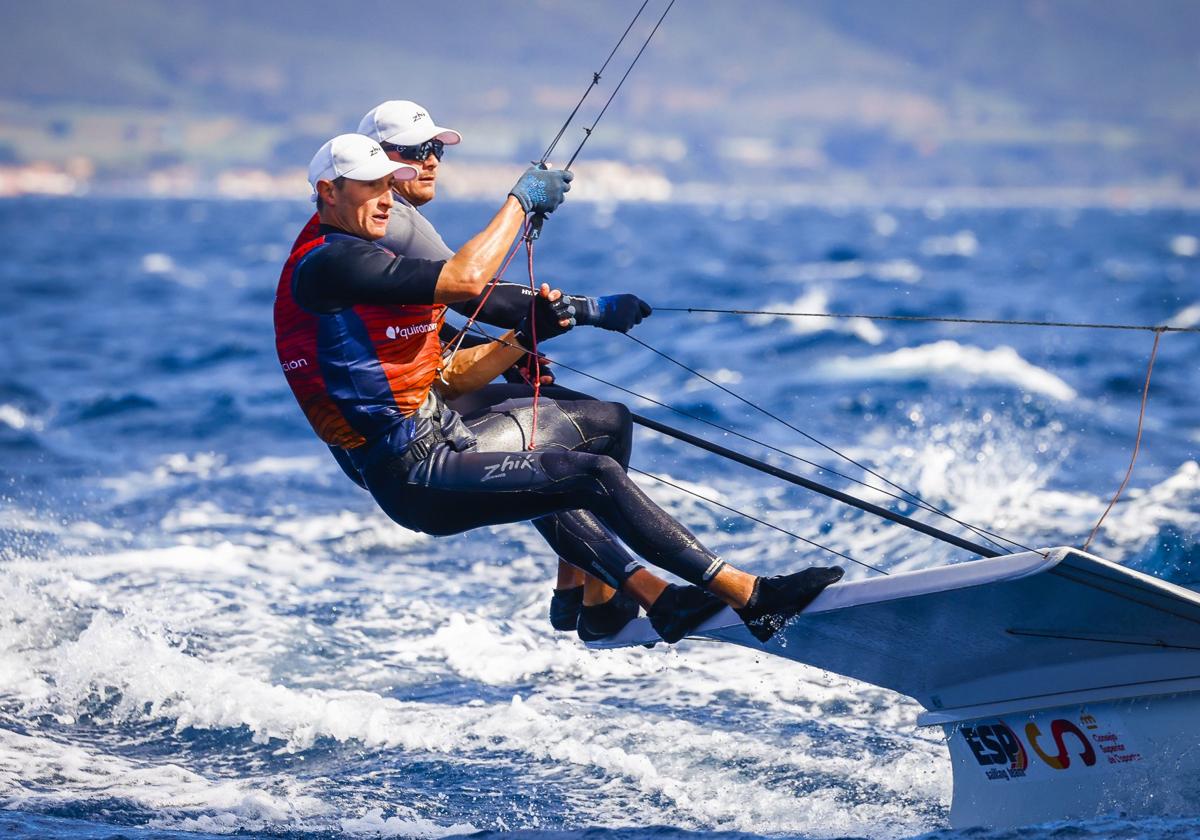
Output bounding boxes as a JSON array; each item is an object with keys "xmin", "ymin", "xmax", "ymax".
[{"xmin": 273, "ymin": 217, "xmax": 447, "ymax": 450}]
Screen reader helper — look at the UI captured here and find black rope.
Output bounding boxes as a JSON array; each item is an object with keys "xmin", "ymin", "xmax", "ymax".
[
  {"xmin": 565, "ymin": 0, "xmax": 676, "ymax": 170},
  {"xmin": 623, "ymin": 333, "xmax": 1033, "ymax": 555},
  {"xmin": 538, "ymin": 0, "xmax": 650, "ymax": 165},
  {"xmin": 629, "ymin": 466, "xmax": 888, "ymax": 575},
  {"xmin": 464, "ymin": 322, "xmax": 1032, "ymax": 556},
  {"xmin": 655, "ymin": 307, "xmax": 1200, "ymax": 334}
]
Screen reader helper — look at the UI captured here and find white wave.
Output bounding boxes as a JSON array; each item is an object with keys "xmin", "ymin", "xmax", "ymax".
[
  {"xmin": 813, "ymin": 340, "xmax": 1076, "ymax": 401},
  {"xmin": 0, "ymin": 566, "xmax": 944, "ymax": 837},
  {"xmin": 778, "ymin": 259, "xmax": 922, "ymax": 285},
  {"xmin": 141, "ymin": 253, "xmax": 175, "ymax": 274},
  {"xmin": 0, "ymin": 404, "xmax": 41, "ymax": 431},
  {"xmin": 1170, "ymin": 234, "xmax": 1198, "ymax": 258},
  {"xmin": 1167, "ymin": 302, "xmax": 1200, "ymax": 329},
  {"xmin": 873, "ymin": 212, "xmax": 898, "ymax": 237},
  {"xmin": 341, "ymin": 810, "xmax": 477, "ymax": 838},
  {"xmin": 1092, "ymin": 461, "xmax": 1200, "ymax": 549},
  {"xmin": 751, "ymin": 289, "xmax": 885, "ymax": 345},
  {"xmin": 919, "ymin": 229, "xmax": 978, "ymax": 257},
  {"xmin": 101, "ymin": 451, "xmax": 333, "ymax": 504},
  {"xmin": 0, "ymin": 728, "xmax": 324, "ymax": 829}
]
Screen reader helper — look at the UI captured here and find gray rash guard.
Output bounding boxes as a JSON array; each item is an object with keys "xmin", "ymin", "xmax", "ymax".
[
  {"xmin": 374, "ymin": 194, "xmax": 596, "ymax": 330},
  {"xmin": 377, "ymin": 196, "xmax": 455, "ymax": 261}
]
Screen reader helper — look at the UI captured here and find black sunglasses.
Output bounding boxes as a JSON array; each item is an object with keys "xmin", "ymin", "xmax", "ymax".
[{"xmin": 381, "ymin": 139, "xmax": 445, "ymax": 162}]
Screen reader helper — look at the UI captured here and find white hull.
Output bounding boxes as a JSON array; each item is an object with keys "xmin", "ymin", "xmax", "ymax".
[
  {"xmin": 944, "ymin": 691, "xmax": 1200, "ymax": 826},
  {"xmin": 589, "ymin": 547, "xmax": 1200, "ymax": 828}
]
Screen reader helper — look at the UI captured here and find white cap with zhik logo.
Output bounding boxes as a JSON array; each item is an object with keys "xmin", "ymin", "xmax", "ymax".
[
  {"xmin": 307, "ymin": 134, "xmax": 419, "ymax": 198},
  {"xmin": 357, "ymin": 101, "xmax": 463, "ymax": 147}
]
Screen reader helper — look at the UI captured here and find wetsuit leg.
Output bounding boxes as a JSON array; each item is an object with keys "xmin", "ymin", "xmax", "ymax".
[
  {"xmin": 363, "ymin": 437, "xmax": 724, "ymax": 587},
  {"xmin": 452, "ymin": 391, "xmax": 638, "ymax": 589},
  {"xmin": 447, "ymin": 382, "xmax": 596, "ymax": 419}
]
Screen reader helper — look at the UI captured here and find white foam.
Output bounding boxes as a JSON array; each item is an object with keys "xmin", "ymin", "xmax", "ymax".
[
  {"xmin": 873, "ymin": 212, "xmax": 898, "ymax": 237},
  {"xmin": 1170, "ymin": 234, "xmax": 1198, "ymax": 257},
  {"xmin": 919, "ymin": 230, "xmax": 978, "ymax": 257},
  {"xmin": 340, "ymin": 810, "xmax": 478, "ymax": 838},
  {"xmin": 141, "ymin": 253, "xmax": 175, "ymax": 274},
  {"xmin": 1094, "ymin": 461, "xmax": 1200, "ymax": 549},
  {"xmin": 777, "ymin": 259, "xmax": 922, "ymax": 285},
  {"xmin": 102, "ymin": 451, "xmax": 330, "ymax": 502},
  {"xmin": 1167, "ymin": 302, "xmax": 1200, "ymax": 329},
  {"xmin": 751, "ymin": 289, "xmax": 885, "ymax": 345},
  {"xmin": 0, "ymin": 728, "xmax": 324, "ymax": 830},
  {"xmin": 238, "ymin": 455, "xmax": 325, "ymax": 476},
  {"xmin": 387, "ymin": 612, "xmax": 664, "ymax": 686},
  {"xmin": 813, "ymin": 340, "xmax": 1077, "ymax": 401},
  {"xmin": 0, "ymin": 404, "xmax": 40, "ymax": 431}
]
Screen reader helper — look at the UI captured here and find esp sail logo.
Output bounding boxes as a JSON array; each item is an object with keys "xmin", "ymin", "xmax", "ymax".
[
  {"xmin": 1025, "ymin": 719, "xmax": 1096, "ymax": 770},
  {"xmin": 961, "ymin": 711, "xmax": 1140, "ymax": 782},
  {"xmin": 961, "ymin": 722, "xmax": 1029, "ymax": 779}
]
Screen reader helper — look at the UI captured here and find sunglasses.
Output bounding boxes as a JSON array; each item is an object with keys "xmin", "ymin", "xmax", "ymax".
[{"xmin": 381, "ymin": 139, "xmax": 445, "ymax": 162}]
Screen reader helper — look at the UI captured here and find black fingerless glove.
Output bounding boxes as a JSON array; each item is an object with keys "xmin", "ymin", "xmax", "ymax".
[{"xmin": 514, "ymin": 294, "xmax": 576, "ymax": 350}]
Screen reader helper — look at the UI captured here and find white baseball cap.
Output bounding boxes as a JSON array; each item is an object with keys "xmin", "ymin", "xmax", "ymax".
[
  {"xmin": 307, "ymin": 134, "xmax": 419, "ymax": 197},
  {"xmin": 357, "ymin": 100, "xmax": 463, "ymax": 147}
]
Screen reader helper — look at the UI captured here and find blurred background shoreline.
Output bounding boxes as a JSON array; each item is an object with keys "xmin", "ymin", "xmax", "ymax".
[{"xmin": 4, "ymin": 0, "xmax": 1198, "ymax": 205}]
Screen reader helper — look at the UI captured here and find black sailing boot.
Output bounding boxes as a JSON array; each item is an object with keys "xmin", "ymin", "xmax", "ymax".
[
  {"xmin": 549, "ymin": 586, "xmax": 584, "ymax": 632},
  {"xmin": 647, "ymin": 584, "xmax": 728, "ymax": 644},
  {"xmin": 735, "ymin": 566, "xmax": 844, "ymax": 643},
  {"xmin": 577, "ymin": 590, "xmax": 641, "ymax": 641}
]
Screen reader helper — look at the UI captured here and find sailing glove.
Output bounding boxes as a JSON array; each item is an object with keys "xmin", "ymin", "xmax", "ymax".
[
  {"xmin": 515, "ymin": 293, "xmax": 576, "ymax": 350},
  {"xmin": 572, "ymin": 294, "xmax": 653, "ymax": 332},
  {"xmin": 502, "ymin": 354, "xmax": 556, "ymax": 385},
  {"xmin": 509, "ymin": 166, "xmax": 573, "ymax": 215}
]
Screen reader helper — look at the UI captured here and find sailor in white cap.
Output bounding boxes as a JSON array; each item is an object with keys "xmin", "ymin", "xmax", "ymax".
[
  {"xmin": 275, "ymin": 133, "xmax": 844, "ymax": 649},
  {"xmin": 357, "ymin": 100, "xmax": 661, "ymax": 640}
]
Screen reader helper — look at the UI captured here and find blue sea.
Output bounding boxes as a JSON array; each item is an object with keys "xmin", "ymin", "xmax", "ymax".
[{"xmin": 1, "ymin": 196, "xmax": 1198, "ymax": 840}]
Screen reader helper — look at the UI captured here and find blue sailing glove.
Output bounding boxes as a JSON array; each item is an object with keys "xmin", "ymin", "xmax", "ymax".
[
  {"xmin": 509, "ymin": 166, "xmax": 573, "ymax": 215},
  {"xmin": 573, "ymin": 294, "xmax": 653, "ymax": 332}
]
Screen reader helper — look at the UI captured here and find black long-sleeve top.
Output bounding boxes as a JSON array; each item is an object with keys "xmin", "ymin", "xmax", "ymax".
[{"xmin": 293, "ymin": 225, "xmax": 536, "ymax": 330}]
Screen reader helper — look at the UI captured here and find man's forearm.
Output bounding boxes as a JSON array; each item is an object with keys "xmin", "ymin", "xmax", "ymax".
[
  {"xmin": 433, "ymin": 197, "xmax": 526, "ymax": 303},
  {"xmin": 434, "ymin": 333, "xmax": 527, "ymax": 399}
]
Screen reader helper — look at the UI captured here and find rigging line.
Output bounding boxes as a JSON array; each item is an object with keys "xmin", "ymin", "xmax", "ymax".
[
  {"xmin": 564, "ymin": 0, "xmax": 676, "ymax": 170},
  {"xmin": 538, "ymin": 0, "xmax": 651, "ymax": 165},
  {"xmin": 654, "ymin": 307, "xmax": 1200, "ymax": 334},
  {"xmin": 1083, "ymin": 328, "xmax": 1164, "ymax": 550},
  {"xmin": 632, "ymin": 411, "xmax": 1002, "ymax": 558},
  {"xmin": 463, "ymin": 324, "xmax": 1003, "ymax": 557},
  {"xmin": 462, "ymin": 321, "xmax": 1032, "ymax": 554},
  {"xmin": 622, "ymin": 332, "xmax": 1030, "ymax": 555},
  {"xmin": 441, "ymin": 219, "xmax": 531, "ymax": 366},
  {"xmin": 628, "ymin": 466, "xmax": 888, "ymax": 575}
]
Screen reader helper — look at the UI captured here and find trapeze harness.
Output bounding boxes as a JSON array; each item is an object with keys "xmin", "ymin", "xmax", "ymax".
[{"xmin": 273, "ymin": 225, "xmax": 725, "ymax": 589}]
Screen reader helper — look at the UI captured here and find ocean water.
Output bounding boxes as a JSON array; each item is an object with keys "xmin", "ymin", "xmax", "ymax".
[{"xmin": 0, "ymin": 196, "xmax": 1198, "ymax": 840}]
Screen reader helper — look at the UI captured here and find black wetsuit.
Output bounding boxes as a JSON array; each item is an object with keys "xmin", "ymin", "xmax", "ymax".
[
  {"xmin": 295, "ymin": 227, "xmax": 725, "ymax": 589},
  {"xmin": 361, "ymin": 384, "xmax": 725, "ymax": 589}
]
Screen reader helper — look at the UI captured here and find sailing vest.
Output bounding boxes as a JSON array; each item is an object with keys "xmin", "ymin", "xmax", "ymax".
[{"xmin": 273, "ymin": 219, "xmax": 446, "ymax": 449}]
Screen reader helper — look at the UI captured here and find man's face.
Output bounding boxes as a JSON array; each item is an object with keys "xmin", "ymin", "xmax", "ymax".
[
  {"xmin": 319, "ymin": 175, "xmax": 395, "ymax": 239},
  {"xmin": 385, "ymin": 144, "xmax": 439, "ymax": 207}
]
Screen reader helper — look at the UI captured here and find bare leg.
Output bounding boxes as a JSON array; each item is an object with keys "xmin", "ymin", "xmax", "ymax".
[
  {"xmin": 556, "ymin": 559, "xmax": 585, "ymax": 590},
  {"xmin": 582, "ymin": 574, "xmax": 616, "ymax": 607},
  {"xmin": 707, "ymin": 565, "xmax": 757, "ymax": 608}
]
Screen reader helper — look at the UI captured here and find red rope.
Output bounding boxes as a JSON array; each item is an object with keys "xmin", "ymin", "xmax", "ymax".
[
  {"xmin": 524, "ymin": 232, "xmax": 541, "ymax": 450},
  {"xmin": 441, "ymin": 220, "xmax": 530, "ymax": 365},
  {"xmin": 1083, "ymin": 328, "xmax": 1165, "ymax": 551}
]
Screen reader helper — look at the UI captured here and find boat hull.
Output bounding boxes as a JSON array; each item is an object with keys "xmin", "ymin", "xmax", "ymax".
[{"xmin": 944, "ymin": 691, "xmax": 1200, "ymax": 827}]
